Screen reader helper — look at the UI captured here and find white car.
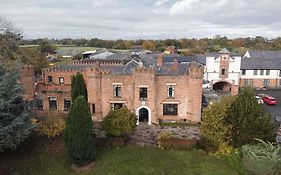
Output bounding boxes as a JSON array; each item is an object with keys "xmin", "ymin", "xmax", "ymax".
[
  {"xmin": 202, "ymin": 83, "xmax": 212, "ymax": 89},
  {"xmin": 255, "ymin": 96, "xmax": 264, "ymax": 104}
]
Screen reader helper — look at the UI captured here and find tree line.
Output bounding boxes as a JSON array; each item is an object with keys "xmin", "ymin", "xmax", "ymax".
[{"xmin": 21, "ymin": 36, "xmax": 281, "ymax": 54}]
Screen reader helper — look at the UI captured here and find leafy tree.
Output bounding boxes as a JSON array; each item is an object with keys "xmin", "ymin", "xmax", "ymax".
[
  {"xmin": 201, "ymin": 88, "xmax": 276, "ymax": 154},
  {"xmin": 71, "ymin": 72, "xmax": 88, "ymax": 101},
  {"xmin": 38, "ymin": 39, "xmax": 57, "ymax": 53},
  {"xmin": 102, "ymin": 107, "xmax": 137, "ymax": 137},
  {"xmin": 227, "ymin": 87, "xmax": 276, "ymax": 147},
  {"xmin": 142, "ymin": 40, "xmax": 156, "ymax": 51},
  {"xmin": 20, "ymin": 47, "xmax": 49, "ymax": 75},
  {"xmin": 201, "ymin": 96, "xmax": 235, "ymax": 153},
  {"xmin": 0, "ymin": 65, "xmax": 33, "ymax": 152},
  {"xmin": 0, "ymin": 16, "xmax": 22, "ymax": 67},
  {"xmin": 64, "ymin": 96, "xmax": 95, "ymax": 166}
]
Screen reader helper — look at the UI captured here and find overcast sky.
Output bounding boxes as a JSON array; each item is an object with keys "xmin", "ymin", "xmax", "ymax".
[{"xmin": 1, "ymin": 0, "xmax": 281, "ymax": 39}]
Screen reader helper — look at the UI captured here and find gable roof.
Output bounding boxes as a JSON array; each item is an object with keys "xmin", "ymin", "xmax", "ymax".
[
  {"xmin": 241, "ymin": 50, "xmax": 281, "ymax": 69},
  {"xmin": 218, "ymin": 48, "xmax": 230, "ymax": 54}
]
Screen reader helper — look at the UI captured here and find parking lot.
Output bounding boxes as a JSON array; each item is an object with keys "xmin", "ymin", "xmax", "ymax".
[
  {"xmin": 255, "ymin": 89, "xmax": 281, "ymax": 119},
  {"xmin": 203, "ymin": 88, "xmax": 281, "ymax": 119}
]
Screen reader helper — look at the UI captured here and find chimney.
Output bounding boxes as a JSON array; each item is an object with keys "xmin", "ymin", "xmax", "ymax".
[
  {"xmin": 157, "ymin": 54, "xmax": 163, "ymax": 67},
  {"xmin": 171, "ymin": 58, "xmax": 179, "ymax": 71}
]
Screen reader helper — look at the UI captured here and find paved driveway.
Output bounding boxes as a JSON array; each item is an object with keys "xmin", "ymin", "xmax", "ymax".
[{"xmin": 255, "ymin": 89, "xmax": 281, "ymax": 119}]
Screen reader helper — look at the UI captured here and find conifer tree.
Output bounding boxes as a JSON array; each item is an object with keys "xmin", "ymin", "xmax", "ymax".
[
  {"xmin": 64, "ymin": 96, "xmax": 95, "ymax": 166},
  {"xmin": 0, "ymin": 66, "xmax": 33, "ymax": 152},
  {"xmin": 71, "ymin": 72, "xmax": 87, "ymax": 101}
]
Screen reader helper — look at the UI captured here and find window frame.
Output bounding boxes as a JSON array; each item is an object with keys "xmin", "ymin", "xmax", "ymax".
[
  {"xmin": 64, "ymin": 99, "xmax": 71, "ymax": 111},
  {"xmin": 253, "ymin": 70, "xmax": 258, "ymax": 75},
  {"xmin": 163, "ymin": 104, "xmax": 178, "ymax": 116},
  {"xmin": 260, "ymin": 70, "xmax": 264, "ymax": 75},
  {"xmin": 49, "ymin": 97, "xmax": 57, "ymax": 110},
  {"xmin": 266, "ymin": 70, "xmax": 270, "ymax": 76},
  {"xmin": 139, "ymin": 87, "xmax": 148, "ymax": 100},
  {"xmin": 113, "ymin": 84, "xmax": 122, "ymax": 98},
  {"xmin": 167, "ymin": 85, "xmax": 175, "ymax": 98},
  {"xmin": 242, "ymin": 70, "xmax": 246, "ymax": 75},
  {"xmin": 47, "ymin": 76, "xmax": 53, "ymax": 83},
  {"xmin": 59, "ymin": 77, "xmax": 64, "ymax": 84}
]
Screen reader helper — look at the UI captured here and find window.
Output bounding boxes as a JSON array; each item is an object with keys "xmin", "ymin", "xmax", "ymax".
[
  {"xmin": 139, "ymin": 87, "xmax": 147, "ymax": 100},
  {"xmin": 254, "ymin": 70, "xmax": 258, "ymax": 75},
  {"xmin": 266, "ymin": 70, "xmax": 270, "ymax": 75},
  {"xmin": 167, "ymin": 85, "xmax": 175, "ymax": 98},
  {"xmin": 49, "ymin": 97, "xmax": 57, "ymax": 110},
  {"xmin": 242, "ymin": 70, "xmax": 246, "ymax": 75},
  {"xmin": 163, "ymin": 104, "xmax": 178, "ymax": 115},
  {"xmin": 110, "ymin": 103, "xmax": 124, "ymax": 110},
  {"xmin": 244, "ymin": 79, "xmax": 253, "ymax": 86},
  {"xmin": 59, "ymin": 77, "xmax": 64, "ymax": 84},
  {"xmin": 260, "ymin": 70, "xmax": 264, "ymax": 75},
  {"xmin": 64, "ymin": 99, "xmax": 71, "ymax": 111},
  {"xmin": 279, "ymin": 80, "xmax": 281, "ymax": 86},
  {"xmin": 279, "ymin": 70, "xmax": 281, "ymax": 77},
  {"xmin": 113, "ymin": 85, "xmax": 121, "ymax": 97},
  {"xmin": 221, "ymin": 68, "xmax": 227, "ymax": 75},
  {"xmin": 47, "ymin": 76, "xmax": 53, "ymax": 83},
  {"xmin": 92, "ymin": 104, "xmax": 95, "ymax": 114},
  {"xmin": 35, "ymin": 99, "xmax": 43, "ymax": 110},
  {"xmin": 263, "ymin": 79, "xmax": 270, "ymax": 87}
]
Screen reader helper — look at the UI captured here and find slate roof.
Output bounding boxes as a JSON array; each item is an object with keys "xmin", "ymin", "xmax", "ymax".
[
  {"xmin": 247, "ymin": 50, "xmax": 281, "ymax": 59},
  {"xmin": 241, "ymin": 50, "xmax": 281, "ymax": 69},
  {"xmin": 218, "ymin": 48, "xmax": 231, "ymax": 54},
  {"xmin": 45, "ymin": 53, "xmax": 191, "ymax": 76},
  {"xmin": 163, "ymin": 54, "xmax": 192, "ymax": 63}
]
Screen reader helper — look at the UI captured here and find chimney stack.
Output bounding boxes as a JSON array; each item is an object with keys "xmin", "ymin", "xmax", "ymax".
[{"xmin": 156, "ymin": 54, "xmax": 163, "ymax": 67}]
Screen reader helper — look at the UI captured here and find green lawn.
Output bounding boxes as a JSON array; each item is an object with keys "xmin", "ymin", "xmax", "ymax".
[{"xmin": 1, "ymin": 137, "xmax": 240, "ymax": 175}]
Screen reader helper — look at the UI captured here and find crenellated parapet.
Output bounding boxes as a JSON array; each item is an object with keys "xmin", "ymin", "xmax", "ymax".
[{"xmin": 188, "ymin": 61, "xmax": 204, "ymax": 79}]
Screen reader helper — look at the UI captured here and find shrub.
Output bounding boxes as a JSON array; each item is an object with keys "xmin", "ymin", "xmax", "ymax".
[
  {"xmin": 156, "ymin": 131, "xmax": 172, "ymax": 149},
  {"xmin": 241, "ymin": 139, "xmax": 281, "ymax": 175},
  {"xmin": 226, "ymin": 149, "xmax": 246, "ymax": 175},
  {"xmin": 102, "ymin": 107, "xmax": 137, "ymax": 137},
  {"xmin": 200, "ymin": 96, "xmax": 234, "ymax": 154},
  {"xmin": 64, "ymin": 96, "xmax": 95, "ymax": 166},
  {"xmin": 201, "ymin": 88, "xmax": 276, "ymax": 154},
  {"xmin": 227, "ymin": 87, "xmax": 276, "ymax": 147},
  {"xmin": 37, "ymin": 118, "xmax": 65, "ymax": 138}
]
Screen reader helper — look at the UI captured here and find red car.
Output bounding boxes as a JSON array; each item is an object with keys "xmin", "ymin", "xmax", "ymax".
[{"xmin": 262, "ymin": 96, "xmax": 278, "ymax": 105}]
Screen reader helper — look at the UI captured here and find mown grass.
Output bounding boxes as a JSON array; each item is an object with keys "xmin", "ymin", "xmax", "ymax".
[{"xmin": 1, "ymin": 136, "xmax": 240, "ymax": 175}]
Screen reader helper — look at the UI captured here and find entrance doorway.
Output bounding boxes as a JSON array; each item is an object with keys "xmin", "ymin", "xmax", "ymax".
[
  {"xmin": 213, "ymin": 81, "xmax": 231, "ymax": 92},
  {"xmin": 139, "ymin": 108, "xmax": 148, "ymax": 122}
]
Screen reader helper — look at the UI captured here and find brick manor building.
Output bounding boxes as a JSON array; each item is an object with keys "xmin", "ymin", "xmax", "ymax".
[{"xmin": 21, "ymin": 53, "xmax": 203, "ymax": 125}]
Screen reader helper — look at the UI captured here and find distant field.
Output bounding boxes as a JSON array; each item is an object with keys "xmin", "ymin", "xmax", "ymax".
[{"xmin": 56, "ymin": 46, "xmax": 100, "ymax": 56}]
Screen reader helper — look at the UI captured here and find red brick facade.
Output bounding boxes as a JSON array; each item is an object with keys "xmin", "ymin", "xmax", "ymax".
[{"xmin": 21, "ymin": 61, "xmax": 204, "ymax": 124}]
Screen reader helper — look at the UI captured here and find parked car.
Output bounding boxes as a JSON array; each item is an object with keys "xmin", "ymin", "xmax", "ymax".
[
  {"xmin": 262, "ymin": 96, "xmax": 278, "ymax": 105},
  {"xmin": 255, "ymin": 96, "xmax": 264, "ymax": 104},
  {"xmin": 202, "ymin": 83, "xmax": 211, "ymax": 89}
]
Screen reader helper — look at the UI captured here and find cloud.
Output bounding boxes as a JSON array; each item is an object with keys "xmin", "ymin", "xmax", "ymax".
[
  {"xmin": 0, "ymin": 0, "xmax": 281, "ymax": 39},
  {"xmin": 155, "ymin": 0, "xmax": 170, "ymax": 6}
]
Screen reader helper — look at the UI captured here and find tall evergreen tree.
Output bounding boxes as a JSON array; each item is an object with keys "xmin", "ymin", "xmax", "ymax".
[
  {"xmin": 64, "ymin": 96, "xmax": 95, "ymax": 166},
  {"xmin": 0, "ymin": 65, "xmax": 33, "ymax": 152},
  {"xmin": 71, "ymin": 72, "xmax": 87, "ymax": 101},
  {"xmin": 227, "ymin": 87, "xmax": 276, "ymax": 147}
]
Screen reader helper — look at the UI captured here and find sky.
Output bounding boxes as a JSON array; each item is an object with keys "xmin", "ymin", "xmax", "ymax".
[{"xmin": 1, "ymin": 0, "xmax": 281, "ymax": 39}]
